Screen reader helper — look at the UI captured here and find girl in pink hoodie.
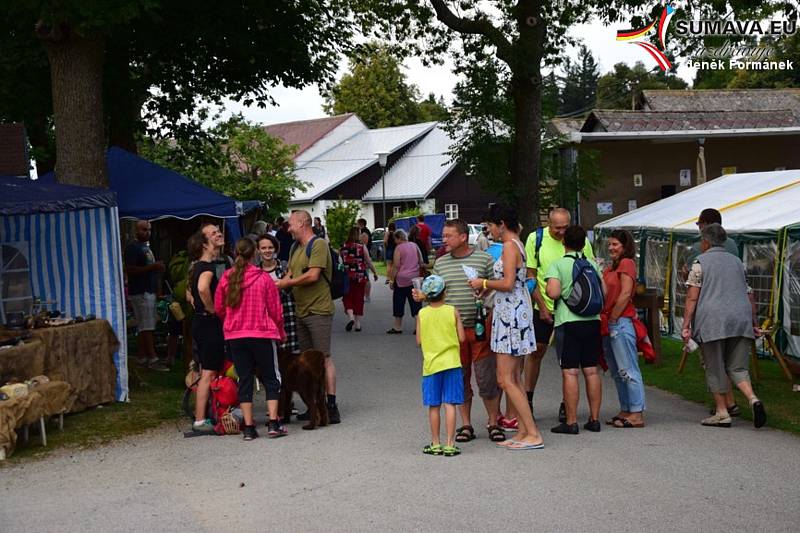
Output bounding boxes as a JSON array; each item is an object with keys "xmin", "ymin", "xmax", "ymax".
[{"xmin": 215, "ymin": 238, "xmax": 286, "ymax": 440}]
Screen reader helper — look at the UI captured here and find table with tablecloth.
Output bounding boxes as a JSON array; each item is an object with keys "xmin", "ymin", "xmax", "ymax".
[
  {"xmin": 0, "ymin": 381, "xmax": 73, "ymax": 457},
  {"xmin": 0, "ymin": 319, "xmax": 119, "ymax": 411}
]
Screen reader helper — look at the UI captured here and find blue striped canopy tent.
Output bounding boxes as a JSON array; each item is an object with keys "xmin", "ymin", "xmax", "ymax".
[{"xmin": 0, "ymin": 177, "xmax": 129, "ymax": 400}]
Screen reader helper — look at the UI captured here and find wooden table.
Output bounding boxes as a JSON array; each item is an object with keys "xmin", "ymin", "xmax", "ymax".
[{"xmin": 633, "ymin": 289, "xmax": 665, "ymax": 365}]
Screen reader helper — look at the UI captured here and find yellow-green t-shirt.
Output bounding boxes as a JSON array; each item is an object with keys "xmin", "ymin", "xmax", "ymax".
[
  {"xmin": 288, "ymin": 238, "xmax": 334, "ymax": 317},
  {"xmin": 418, "ymin": 304, "xmax": 461, "ymax": 376},
  {"xmin": 525, "ymin": 227, "xmax": 595, "ymax": 312}
]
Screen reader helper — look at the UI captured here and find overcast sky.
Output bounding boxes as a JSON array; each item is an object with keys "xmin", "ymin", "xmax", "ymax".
[{"xmin": 221, "ymin": 20, "xmax": 698, "ymax": 127}]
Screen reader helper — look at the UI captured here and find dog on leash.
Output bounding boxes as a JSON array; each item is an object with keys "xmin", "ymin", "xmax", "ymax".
[{"xmin": 278, "ymin": 349, "xmax": 328, "ymax": 430}]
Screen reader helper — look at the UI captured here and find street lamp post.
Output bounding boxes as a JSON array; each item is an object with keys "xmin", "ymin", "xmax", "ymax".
[{"xmin": 376, "ymin": 151, "xmax": 389, "ymax": 228}]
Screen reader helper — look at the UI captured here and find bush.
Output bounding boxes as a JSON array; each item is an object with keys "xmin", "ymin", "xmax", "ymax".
[
  {"xmin": 389, "ymin": 206, "xmax": 424, "ymax": 223},
  {"xmin": 326, "ymin": 199, "xmax": 361, "ymax": 248}
]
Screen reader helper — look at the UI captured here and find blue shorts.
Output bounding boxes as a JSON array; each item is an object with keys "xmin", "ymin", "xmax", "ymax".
[{"xmin": 422, "ymin": 367, "xmax": 464, "ymax": 407}]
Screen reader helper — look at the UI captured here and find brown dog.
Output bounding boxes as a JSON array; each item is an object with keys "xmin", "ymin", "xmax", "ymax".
[{"xmin": 278, "ymin": 349, "xmax": 328, "ymax": 430}]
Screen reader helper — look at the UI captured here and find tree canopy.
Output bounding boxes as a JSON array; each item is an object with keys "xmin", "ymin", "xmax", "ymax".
[
  {"xmin": 324, "ymin": 44, "xmax": 448, "ymax": 128},
  {"xmin": 596, "ymin": 61, "xmax": 688, "ymax": 110}
]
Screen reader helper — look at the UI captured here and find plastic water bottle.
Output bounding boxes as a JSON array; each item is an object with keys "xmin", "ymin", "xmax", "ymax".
[{"xmin": 475, "ymin": 301, "xmax": 486, "ymax": 341}]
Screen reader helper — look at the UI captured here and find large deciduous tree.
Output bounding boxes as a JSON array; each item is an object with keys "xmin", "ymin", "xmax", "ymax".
[{"xmin": 2, "ymin": 0, "xmax": 351, "ymax": 187}]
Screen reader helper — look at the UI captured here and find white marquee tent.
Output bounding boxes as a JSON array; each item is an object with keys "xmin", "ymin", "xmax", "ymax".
[{"xmin": 595, "ymin": 169, "xmax": 800, "ymax": 362}]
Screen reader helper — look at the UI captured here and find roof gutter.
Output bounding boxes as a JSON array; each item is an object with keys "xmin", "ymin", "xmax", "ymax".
[{"xmin": 571, "ymin": 126, "xmax": 800, "ymax": 143}]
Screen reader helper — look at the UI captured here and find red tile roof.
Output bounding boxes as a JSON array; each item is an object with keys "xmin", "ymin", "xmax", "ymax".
[
  {"xmin": 0, "ymin": 123, "xmax": 29, "ymax": 177},
  {"xmin": 264, "ymin": 114, "xmax": 354, "ymax": 157}
]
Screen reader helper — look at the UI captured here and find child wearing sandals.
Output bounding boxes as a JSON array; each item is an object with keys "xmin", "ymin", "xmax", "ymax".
[{"xmin": 416, "ymin": 275, "xmax": 466, "ymax": 456}]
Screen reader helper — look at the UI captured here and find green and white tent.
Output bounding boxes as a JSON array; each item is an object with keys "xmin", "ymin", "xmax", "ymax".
[{"xmin": 595, "ymin": 169, "xmax": 800, "ymax": 360}]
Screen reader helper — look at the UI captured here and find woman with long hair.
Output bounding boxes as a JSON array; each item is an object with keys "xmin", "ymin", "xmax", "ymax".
[
  {"xmin": 340, "ymin": 226, "xmax": 379, "ymax": 332},
  {"xmin": 383, "ymin": 221, "xmax": 397, "ymax": 282},
  {"xmin": 602, "ymin": 229, "xmax": 646, "ymax": 428},
  {"xmin": 257, "ymin": 234, "xmax": 299, "ymax": 355},
  {"xmin": 215, "ymin": 238, "xmax": 287, "ymax": 440},
  {"xmin": 187, "ymin": 230, "xmax": 226, "ymax": 434},
  {"xmin": 469, "ymin": 204, "xmax": 543, "ymax": 450}
]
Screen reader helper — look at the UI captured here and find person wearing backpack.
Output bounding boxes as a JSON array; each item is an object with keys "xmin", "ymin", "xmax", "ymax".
[
  {"xmin": 524, "ymin": 208, "xmax": 595, "ymax": 422},
  {"xmin": 340, "ymin": 226, "xmax": 379, "ymax": 332},
  {"xmin": 545, "ymin": 225, "xmax": 604, "ymax": 435},
  {"xmin": 276, "ymin": 210, "xmax": 341, "ymax": 424}
]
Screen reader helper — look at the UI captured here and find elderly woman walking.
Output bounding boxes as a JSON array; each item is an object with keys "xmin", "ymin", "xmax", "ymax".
[
  {"xmin": 388, "ymin": 229, "xmax": 424, "ymax": 334},
  {"xmin": 682, "ymin": 223, "xmax": 766, "ymax": 428}
]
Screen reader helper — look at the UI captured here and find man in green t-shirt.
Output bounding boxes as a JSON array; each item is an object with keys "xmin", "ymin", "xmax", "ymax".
[
  {"xmin": 276, "ymin": 210, "xmax": 340, "ymax": 424},
  {"xmin": 544, "ymin": 225, "xmax": 603, "ymax": 435},
  {"xmin": 524, "ymin": 208, "xmax": 594, "ymax": 418}
]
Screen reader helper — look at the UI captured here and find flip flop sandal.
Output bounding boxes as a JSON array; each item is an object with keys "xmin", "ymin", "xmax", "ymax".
[
  {"xmin": 423, "ymin": 443, "xmax": 443, "ymax": 455},
  {"xmin": 613, "ymin": 417, "xmax": 645, "ymax": 428},
  {"xmin": 507, "ymin": 441, "xmax": 545, "ymax": 450},
  {"xmin": 386, "ymin": 329, "xmax": 403, "ymax": 334},
  {"xmin": 605, "ymin": 416, "xmax": 624, "ymax": 426},
  {"xmin": 487, "ymin": 425, "xmax": 506, "ymax": 442},
  {"xmin": 442, "ymin": 445, "xmax": 461, "ymax": 457},
  {"xmin": 494, "ymin": 439, "xmax": 519, "ymax": 448},
  {"xmin": 455, "ymin": 425, "xmax": 476, "ymax": 442}
]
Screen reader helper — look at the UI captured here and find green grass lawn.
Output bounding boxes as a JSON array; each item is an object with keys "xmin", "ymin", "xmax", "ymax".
[
  {"xmin": 642, "ymin": 337, "xmax": 800, "ymax": 435},
  {"xmin": 373, "ymin": 260, "xmax": 387, "ymax": 278},
  {"xmin": 4, "ymin": 355, "xmax": 186, "ymax": 465}
]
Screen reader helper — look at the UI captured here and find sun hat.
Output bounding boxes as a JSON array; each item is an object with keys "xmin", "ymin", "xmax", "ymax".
[{"xmin": 421, "ymin": 274, "xmax": 446, "ymax": 299}]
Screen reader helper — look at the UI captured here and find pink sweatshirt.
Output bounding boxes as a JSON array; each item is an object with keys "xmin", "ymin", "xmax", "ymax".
[{"xmin": 214, "ymin": 264, "xmax": 286, "ymax": 341}]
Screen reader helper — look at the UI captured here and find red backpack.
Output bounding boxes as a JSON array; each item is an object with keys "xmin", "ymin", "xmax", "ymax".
[{"xmin": 210, "ymin": 375, "xmax": 240, "ymax": 435}]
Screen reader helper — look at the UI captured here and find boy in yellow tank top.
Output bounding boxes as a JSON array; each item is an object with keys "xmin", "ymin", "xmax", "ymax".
[{"xmin": 416, "ymin": 275, "xmax": 466, "ymax": 456}]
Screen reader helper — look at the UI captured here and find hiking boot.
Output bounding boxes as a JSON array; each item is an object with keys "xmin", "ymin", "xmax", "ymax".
[
  {"xmin": 192, "ymin": 419, "xmax": 215, "ymax": 434},
  {"xmin": 267, "ymin": 420, "xmax": 288, "ymax": 438},
  {"xmin": 584, "ymin": 419, "xmax": 601, "ymax": 433},
  {"xmin": 551, "ymin": 422, "xmax": 579, "ymax": 434},
  {"xmin": 242, "ymin": 425, "xmax": 259, "ymax": 440},
  {"xmin": 701, "ymin": 412, "xmax": 732, "ymax": 428},
  {"xmin": 752, "ymin": 400, "xmax": 766, "ymax": 428},
  {"xmin": 710, "ymin": 404, "xmax": 741, "ymax": 417},
  {"xmin": 558, "ymin": 402, "xmax": 566, "ymax": 423},
  {"xmin": 327, "ymin": 404, "xmax": 341, "ymax": 424}
]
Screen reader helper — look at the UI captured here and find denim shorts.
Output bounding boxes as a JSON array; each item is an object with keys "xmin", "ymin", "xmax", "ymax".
[{"xmin": 421, "ymin": 367, "xmax": 464, "ymax": 407}]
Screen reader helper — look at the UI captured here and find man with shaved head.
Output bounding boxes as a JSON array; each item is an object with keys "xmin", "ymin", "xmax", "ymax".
[
  {"xmin": 125, "ymin": 219, "xmax": 167, "ymax": 371},
  {"xmin": 524, "ymin": 207, "xmax": 595, "ymax": 422},
  {"xmin": 277, "ymin": 210, "xmax": 340, "ymax": 423}
]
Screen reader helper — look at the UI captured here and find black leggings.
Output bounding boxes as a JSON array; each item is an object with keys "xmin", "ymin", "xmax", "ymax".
[{"xmin": 228, "ymin": 338, "xmax": 281, "ymax": 403}]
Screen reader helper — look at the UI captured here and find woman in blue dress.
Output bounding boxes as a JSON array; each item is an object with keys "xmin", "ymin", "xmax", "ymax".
[{"xmin": 469, "ymin": 204, "xmax": 543, "ymax": 450}]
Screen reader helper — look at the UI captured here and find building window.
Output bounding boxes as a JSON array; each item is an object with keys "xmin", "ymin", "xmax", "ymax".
[
  {"xmin": 392, "ymin": 205, "xmax": 402, "ymax": 217},
  {"xmin": 445, "ymin": 204, "xmax": 459, "ymax": 220},
  {"xmin": 0, "ymin": 242, "xmax": 32, "ymax": 323}
]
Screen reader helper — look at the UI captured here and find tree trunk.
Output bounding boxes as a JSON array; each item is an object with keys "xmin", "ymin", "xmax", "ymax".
[
  {"xmin": 43, "ymin": 33, "xmax": 108, "ymax": 187},
  {"xmin": 508, "ymin": 0, "xmax": 545, "ymax": 238},
  {"xmin": 510, "ymin": 73, "xmax": 541, "ymax": 237}
]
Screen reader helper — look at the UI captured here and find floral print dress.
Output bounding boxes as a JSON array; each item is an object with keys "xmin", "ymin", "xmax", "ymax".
[{"xmin": 491, "ymin": 240, "xmax": 536, "ymax": 356}]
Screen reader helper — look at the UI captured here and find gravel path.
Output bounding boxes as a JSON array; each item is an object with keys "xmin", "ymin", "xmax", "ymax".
[{"xmin": 2, "ymin": 280, "xmax": 798, "ymax": 532}]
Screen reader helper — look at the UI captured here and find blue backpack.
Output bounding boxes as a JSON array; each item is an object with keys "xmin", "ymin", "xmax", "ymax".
[{"xmin": 562, "ymin": 253, "xmax": 603, "ymax": 316}]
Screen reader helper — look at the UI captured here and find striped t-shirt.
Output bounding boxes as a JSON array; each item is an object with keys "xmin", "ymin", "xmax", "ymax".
[{"xmin": 432, "ymin": 250, "xmax": 494, "ymax": 328}]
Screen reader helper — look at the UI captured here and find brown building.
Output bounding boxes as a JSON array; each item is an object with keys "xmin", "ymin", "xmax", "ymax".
[{"xmin": 551, "ymin": 89, "xmax": 800, "ymax": 229}]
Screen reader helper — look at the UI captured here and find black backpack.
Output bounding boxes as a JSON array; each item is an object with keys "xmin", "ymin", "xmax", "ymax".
[
  {"xmin": 561, "ymin": 253, "xmax": 604, "ymax": 316},
  {"xmin": 291, "ymin": 237, "xmax": 349, "ymax": 300}
]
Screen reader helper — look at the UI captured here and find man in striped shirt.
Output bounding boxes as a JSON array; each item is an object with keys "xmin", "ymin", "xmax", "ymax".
[{"xmin": 414, "ymin": 219, "xmax": 505, "ymax": 443}]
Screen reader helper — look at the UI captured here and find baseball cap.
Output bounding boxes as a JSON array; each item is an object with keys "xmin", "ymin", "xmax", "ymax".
[{"xmin": 421, "ymin": 275, "xmax": 445, "ymax": 299}]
